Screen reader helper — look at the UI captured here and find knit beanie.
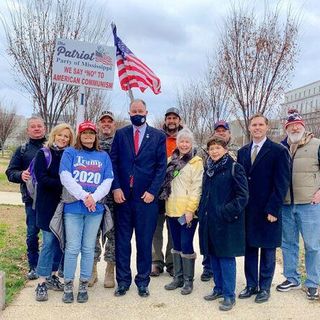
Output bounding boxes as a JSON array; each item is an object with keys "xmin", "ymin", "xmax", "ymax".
[{"xmin": 284, "ymin": 108, "xmax": 305, "ymax": 129}]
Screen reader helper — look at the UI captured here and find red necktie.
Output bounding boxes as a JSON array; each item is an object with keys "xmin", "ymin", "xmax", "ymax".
[{"xmin": 134, "ymin": 129, "xmax": 140, "ymax": 155}]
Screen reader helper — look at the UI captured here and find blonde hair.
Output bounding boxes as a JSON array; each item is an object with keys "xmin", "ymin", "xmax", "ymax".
[{"xmin": 46, "ymin": 123, "xmax": 75, "ymax": 148}]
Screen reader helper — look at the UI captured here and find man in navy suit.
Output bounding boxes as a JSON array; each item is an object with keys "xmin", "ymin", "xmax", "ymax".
[
  {"xmin": 110, "ymin": 99, "xmax": 167, "ymax": 297},
  {"xmin": 237, "ymin": 114, "xmax": 290, "ymax": 303}
]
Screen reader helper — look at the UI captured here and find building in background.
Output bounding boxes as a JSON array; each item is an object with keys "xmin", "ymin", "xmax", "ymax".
[{"xmin": 281, "ymin": 80, "xmax": 320, "ymax": 137}]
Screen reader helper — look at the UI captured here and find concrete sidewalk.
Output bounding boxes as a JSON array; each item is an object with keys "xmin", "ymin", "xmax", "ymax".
[
  {"xmin": 0, "ymin": 191, "xmax": 23, "ymax": 206},
  {"xmin": 0, "ymin": 192, "xmax": 319, "ymax": 319}
]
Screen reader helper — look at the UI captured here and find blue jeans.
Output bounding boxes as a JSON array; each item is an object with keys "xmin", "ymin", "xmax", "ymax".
[
  {"xmin": 281, "ymin": 204, "xmax": 320, "ymax": 288},
  {"xmin": 36, "ymin": 230, "xmax": 62, "ymax": 277},
  {"xmin": 25, "ymin": 203, "xmax": 40, "ymax": 269},
  {"xmin": 64, "ymin": 213, "xmax": 103, "ymax": 282},
  {"xmin": 167, "ymin": 217, "xmax": 198, "ymax": 254},
  {"xmin": 210, "ymin": 255, "xmax": 236, "ymax": 300}
]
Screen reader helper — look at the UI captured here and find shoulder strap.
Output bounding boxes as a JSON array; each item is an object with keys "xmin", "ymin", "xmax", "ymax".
[
  {"xmin": 20, "ymin": 142, "xmax": 27, "ymax": 157},
  {"xmin": 231, "ymin": 162, "xmax": 236, "ymax": 177},
  {"xmin": 41, "ymin": 147, "xmax": 52, "ymax": 168}
]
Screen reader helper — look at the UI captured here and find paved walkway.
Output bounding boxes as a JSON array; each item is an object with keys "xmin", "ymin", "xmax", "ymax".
[
  {"xmin": 0, "ymin": 192, "xmax": 319, "ymax": 319},
  {"xmin": 0, "ymin": 191, "xmax": 23, "ymax": 206}
]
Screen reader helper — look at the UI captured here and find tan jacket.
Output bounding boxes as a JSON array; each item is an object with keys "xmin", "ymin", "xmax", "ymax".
[
  {"xmin": 165, "ymin": 155, "xmax": 204, "ymax": 217},
  {"xmin": 285, "ymin": 137, "xmax": 320, "ymax": 204}
]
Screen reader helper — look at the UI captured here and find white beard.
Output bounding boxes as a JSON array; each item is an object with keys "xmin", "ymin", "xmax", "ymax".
[{"xmin": 287, "ymin": 129, "xmax": 305, "ymax": 144}]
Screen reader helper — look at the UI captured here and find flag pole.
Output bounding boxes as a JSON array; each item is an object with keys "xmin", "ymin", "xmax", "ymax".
[
  {"xmin": 76, "ymin": 86, "xmax": 85, "ymax": 131},
  {"xmin": 128, "ymin": 88, "xmax": 134, "ymax": 102}
]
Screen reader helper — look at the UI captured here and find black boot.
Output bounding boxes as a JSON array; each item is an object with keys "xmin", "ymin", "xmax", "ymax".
[
  {"xmin": 164, "ymin": 250, "xmax": 184, "ymax": 290},
  {"xmin": 181, "ymin": 253, "xmax": 196, "ymax": 295}
]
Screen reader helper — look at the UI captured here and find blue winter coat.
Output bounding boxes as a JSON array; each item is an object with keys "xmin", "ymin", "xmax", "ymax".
[{"xmin": 198, "ymin": 155, "xmax": 249, "ymax": 257}]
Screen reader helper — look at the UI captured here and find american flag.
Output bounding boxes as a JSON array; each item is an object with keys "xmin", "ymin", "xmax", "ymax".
[
  {"xmin": 111, "ymin": 23, "xmax": 161, "ymax": 95},
  {"xmin": 95, "ymin": 49, "xmax": 113, "ymax": 66}
]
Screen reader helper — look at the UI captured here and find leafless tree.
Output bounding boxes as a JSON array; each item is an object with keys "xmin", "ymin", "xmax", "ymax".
[
  {"xmin": 176, "ymin": 61, "xmax": 232, "ymax": 147},
  {"xmin": 2, "ymin": 0, "xmax": 110, "ymax": 130},
  {"xmin": 177, "ymin": 82, "xmax": 208, "ymax": 147},
  {"xmin": 152, "ymin": 116, "xmax": 165, "ymax": 130},
  {"xmin": 61, "ymin": 89, "xmax": 112, "ymax": 128},
  {"xmin": 114, "ymin": 116, "xmax": 131, "ymax": 130},
  {"xmin": 0, "ymin": 103, "xmax": 17, "ymax": 155},
  {"xmin": 218, "ymin": 4, "xmax": 299, "ymax": 141}
]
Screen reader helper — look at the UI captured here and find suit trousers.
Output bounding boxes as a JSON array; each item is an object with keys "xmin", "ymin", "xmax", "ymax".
[
  {"xmin": 115, "ymin": 197, "xmax": 158, "ymax": 288},
  {"xmin": 244, "ymin": 245, "xmax": 276, "ymax": 291}
]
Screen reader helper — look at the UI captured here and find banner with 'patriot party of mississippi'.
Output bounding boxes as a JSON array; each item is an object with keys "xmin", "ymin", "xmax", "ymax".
[{"xmin": 52, "ymin": 38, "xmax": 116, "ymax": 90}]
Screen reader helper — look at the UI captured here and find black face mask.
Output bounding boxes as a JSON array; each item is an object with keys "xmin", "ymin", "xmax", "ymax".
[{"xmin": 130, "ymin": 114, "xmax": 146, "ymax": 127}]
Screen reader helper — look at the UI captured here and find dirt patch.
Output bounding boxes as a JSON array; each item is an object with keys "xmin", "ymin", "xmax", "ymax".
[{"xmin": 0, "ymin": 205, "xmax": 25, "ymax": 233}]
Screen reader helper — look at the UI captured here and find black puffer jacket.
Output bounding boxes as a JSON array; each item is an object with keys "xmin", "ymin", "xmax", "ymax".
[{"xmin": 6, "ymin": 138, "xmax": 46, "ymax": 203}]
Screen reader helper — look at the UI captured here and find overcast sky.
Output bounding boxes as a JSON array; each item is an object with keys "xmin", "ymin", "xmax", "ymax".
[{"xmin": 0, "ymin": 0, "xmax": 319, "ymax": 121}]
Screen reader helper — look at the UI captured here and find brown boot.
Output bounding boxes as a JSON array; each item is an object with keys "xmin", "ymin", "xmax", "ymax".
[
  {"xmin": 104, "ymin": 262, "xmax": 115, "ymax": 288},
  {"xmin": 88, "ymin": 262, "xmax": 98, "ymax": 287}
]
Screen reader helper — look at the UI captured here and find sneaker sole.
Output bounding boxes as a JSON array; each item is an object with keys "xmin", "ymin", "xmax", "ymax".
[
  {"xmin": 36, "ymin": 296, "xmax": 48, "ymax": 302},
  {"xmin": 219, "ymin": 302, "xmax": 236, "ymax": 311},
  {"xmin": 276, "ymin": 284, "xmax": 301, "ymax": 292},
  {"xmin": 77, "ymin": 299, "xmax": 88, "ymax": 303},
  {"xmin": 46, "ymin": 284, "xmax": 64, "ymax": 291},
  {"xmin": 62, "ymin": 298, "xmax": 74, "ymax": 303}
]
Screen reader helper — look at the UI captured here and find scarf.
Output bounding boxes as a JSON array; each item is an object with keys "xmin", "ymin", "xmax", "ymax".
[
  {"xmin": 99, "ymin": 135, "xmax": 114, "ymax": 153},
  {"xmin": 287, "ymin": 131, "xmax": 314, "ymax": 157},
  {"xmin": 206, "ymin": 153, "xmax": 229, "ymax": 177},
  {"xmin": 158, "ymin": 148, "xmax": 194, "ymax": 200}
]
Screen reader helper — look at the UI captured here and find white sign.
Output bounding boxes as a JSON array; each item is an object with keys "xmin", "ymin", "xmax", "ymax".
[{"xmin": 52, "ymin": 38, "xmax": 116, "ymax": 90}]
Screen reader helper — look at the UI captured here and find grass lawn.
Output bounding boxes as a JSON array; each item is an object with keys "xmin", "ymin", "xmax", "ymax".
[
  {"xmin": 0, "ymin": 157, "xmax": 19, "ymax": 192},
  {"xmin": 0, "ymin": 205, "xmax": 28, "ymax": 305}
]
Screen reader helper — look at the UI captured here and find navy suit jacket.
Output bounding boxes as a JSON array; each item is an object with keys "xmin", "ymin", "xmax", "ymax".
[
  {"xmin": 237, "ymin": 138, "xmax": 290, "ymax": 248},
  {"xmin": 110, "ymin": 124, "xmax": 167, "ymax": 201}
]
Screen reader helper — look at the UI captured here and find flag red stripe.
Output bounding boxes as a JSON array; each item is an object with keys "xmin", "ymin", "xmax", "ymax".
[
  {"xmin": 117, "ymin": 55, "xmax": 160, "ymax": 86},
  {"xmin": 115, "ymin": 53, "xmax": 161, "ymax": 94},
  {"xmin": 118, "ymin": 64, "xmax": 160, "ymax": 91}
]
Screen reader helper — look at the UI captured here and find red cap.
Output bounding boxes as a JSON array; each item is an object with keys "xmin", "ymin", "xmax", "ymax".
[{"xmin": 78, "ymin": 120, "xmax": 97, "ymax": 134}]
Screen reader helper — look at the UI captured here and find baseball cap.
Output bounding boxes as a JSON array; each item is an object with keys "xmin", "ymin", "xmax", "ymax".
[
  {"xmin": 214, "ymin": 120, "xmax": 230, "ymax": 130},
  {"xmin": 99, "ymin": 110, "xmax": 115, "ymax": 122},
  {"xmin": 78, "ymin": 120, "xmax": 97, "ymax": 134},
  {"xmin": 165, "ymin": 107, "xmax": 181, "ymax": 119}
]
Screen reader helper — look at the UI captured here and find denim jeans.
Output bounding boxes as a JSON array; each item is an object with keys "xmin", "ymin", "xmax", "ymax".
[
  {"xmin": 64, "ymin": 213, "xmax": 103, "ymax": 282},
  {"xmin": 210, "ymin": 254, "xmax": 236, "ymax": 299},
  {"xmin": 25, "ymin": 203, "xmax": 40, "ymax": 269},
  {"xmin": 167, "ymin": 217, "xmax": 198, "ymax": 254},
  {"xmin": 36, "ymin": 230, "xmax": 62, "ymax": 277},
  {"xmin": 281, "ymin": 203, "xmax": 320, "ymax": 288}
]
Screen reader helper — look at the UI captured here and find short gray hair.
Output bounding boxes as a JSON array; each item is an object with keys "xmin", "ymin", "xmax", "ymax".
[
  {"xmin": 176, "ymin": 127, "xmax": 194, "ymax": 146},
  {"xmin": 27, "ymin": 116, "xmax": 45, "ymax": 127}
]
